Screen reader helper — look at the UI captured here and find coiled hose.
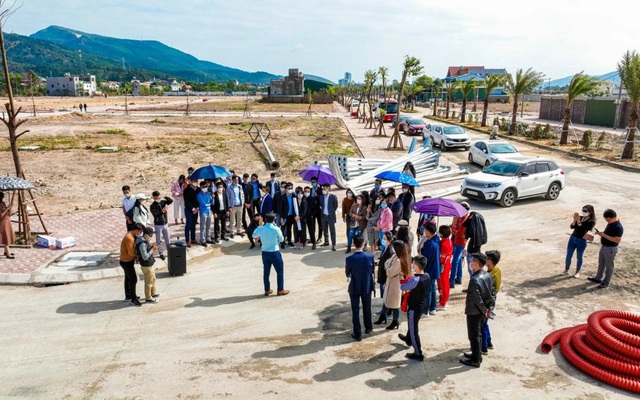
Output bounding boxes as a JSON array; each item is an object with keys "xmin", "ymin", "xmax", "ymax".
[{"xmin": 541, "ymin": 310, "xmax": 640, "ymax": 394}]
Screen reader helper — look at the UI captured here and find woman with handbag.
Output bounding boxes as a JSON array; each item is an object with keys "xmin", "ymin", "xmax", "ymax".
[
  {"xmin": 375, "ymin": 240, "xmax": 411, "ymax": 330},
  {"xmin": 565, "ymin": 204, "xmax": 596, "ymax": 278}
]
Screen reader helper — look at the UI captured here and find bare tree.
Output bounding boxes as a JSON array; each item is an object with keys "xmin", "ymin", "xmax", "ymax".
[
  {"xmin": 363, "ymin": 69, "xmax": 377, "ymax": 129},
  {"xmin": 376, "ymin": 66, "xmax": 388, "ymax": 136},
  {"xmin": 388, "ymin": 55, "xmax": 422, "ymax": 150}
]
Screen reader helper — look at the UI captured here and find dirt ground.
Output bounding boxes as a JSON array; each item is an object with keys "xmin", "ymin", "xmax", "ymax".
[{"xmin": 0, "ymin": 108, "xmax": 359, "ymax": 217}]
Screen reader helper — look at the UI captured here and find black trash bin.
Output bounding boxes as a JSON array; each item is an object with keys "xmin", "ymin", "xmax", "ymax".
[{"xmin": 168, "ymin": 246, "xmax": 187, "ymax": 276}]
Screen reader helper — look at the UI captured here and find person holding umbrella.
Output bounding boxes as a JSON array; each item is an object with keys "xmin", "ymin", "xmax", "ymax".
[
  {"xmin": 0, "ymin": 192, "xmax": 15, "ymax": 259},
  {"xmin": 320, "ymin": 184, "xmax": 339, "ymax": 251}
]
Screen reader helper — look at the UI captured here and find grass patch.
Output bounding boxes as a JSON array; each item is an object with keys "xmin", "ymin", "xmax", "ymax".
[
  {"xmin": 150, "ymin": 118, "xmax": 166, "ymax": 124},
  {"xmin": 99, "ymin": 128, "xmax": 128, "ymax": 135}
]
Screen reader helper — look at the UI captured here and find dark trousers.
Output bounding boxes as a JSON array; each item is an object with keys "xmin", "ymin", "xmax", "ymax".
[
  {"xmin": 284, "ymin": 214, "xmax": 296, "ymax": 243},
  {"xmin": 120, "ymin": 260, "xmax": 137, "ymax": 300},
  {"xmin": 481, "ymin": 317, "xmax": 492, "ymax": 352},
  {"xmin": 213, "ymin": 211, "xmax": 227, "ymax": 239},
  {"xmin": 350, "ymin": 292, "xmax": 372, "ymax": 338},
  {"xmin": 184, "ymin": 208, "xmax": 198, "ymax": 242},
  {"xmin": 322, "ymin": 215, "xmax": 336, "ymax": 245},
  {"xmin": 305, "ymin": 217, "xmax": 316, "ymax": 245},
  {"xmin": 251, "ymin": 198, "xmax": 261, "ymax": 217},
  {"xmin": 242, "ymin": 205, "xmax": 250, "ymax": 230},
  {"xmin": 262, "ymin": 251, "xmax": 284, "ymax": 292},
  {"xmin": 466, "ymin": 313, "xmax": 486, "ymax": 363},
  {"xmin": 406, "ymin": 309, "xmax": 423, "ymax": 355},
  {"xmin": 314, "ymin": 214, "xmax": 323, "ymax": 240},
  {"xmin": 247, "ymin": 223, "xmax": 258, "ymax": 245},
  {"xmin": 293, "ymin": 220, "xmax": 307, "ymax": 244}
]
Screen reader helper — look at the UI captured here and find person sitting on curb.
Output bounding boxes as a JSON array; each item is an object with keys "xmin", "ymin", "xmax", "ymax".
[{"xmin": 135, "ymin": 227, "xmax": 160, "ymax": 304}]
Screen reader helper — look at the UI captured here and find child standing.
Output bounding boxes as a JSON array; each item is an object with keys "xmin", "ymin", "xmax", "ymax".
[
  {"xmin": 437, "ymin": 225, "xmax": 453, "ymax": 311},
  {"xmin": 482, "ymin": 250, "xmax": 502, "ymax": 353},
  {"xmin": 398, "ymin": 255, "xmax": 431, "ymax": 361}
]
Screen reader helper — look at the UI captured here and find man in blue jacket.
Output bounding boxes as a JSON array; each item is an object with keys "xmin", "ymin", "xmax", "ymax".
[
  {"xmin": 420, "ymin": 223, "xmax": 440, "ymax": 316},
  {"xmin": 345, "ymin": 234, "xmax": 375, "ymax": 341},
  {"xmin": 259, "ymin": 184, "xmax": 273, "ymax": 217}
]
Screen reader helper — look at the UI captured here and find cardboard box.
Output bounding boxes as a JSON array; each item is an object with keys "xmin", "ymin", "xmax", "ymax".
[
  {"xmin": 56, "ymin": 237, "xmax": 76, "ymax": 250},
  {"xmin": 36, "ymin": 235, "xmax": 57, "ymax": 249}
]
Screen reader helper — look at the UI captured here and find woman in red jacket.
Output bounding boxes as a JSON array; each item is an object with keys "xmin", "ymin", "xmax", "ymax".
[
  {"xmin": 450, "ymin": 202, "xmax": 470, "ymax": 288},
  {"xmin": 437, "ymin": 225, "xmax": 453, "ymax": 310}
]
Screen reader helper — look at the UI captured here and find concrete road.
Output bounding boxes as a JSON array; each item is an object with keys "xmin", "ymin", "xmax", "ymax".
[{"xmin": 1, "ymin": 115, "xmax": 639, "ymax": 399}]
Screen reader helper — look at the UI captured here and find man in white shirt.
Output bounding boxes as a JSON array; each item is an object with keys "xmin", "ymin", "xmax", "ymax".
[{"xmin": 122, "ymin": 185, "xmax": 137, "ymax": 231}]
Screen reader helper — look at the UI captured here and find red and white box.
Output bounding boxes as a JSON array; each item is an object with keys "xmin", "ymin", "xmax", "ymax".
[
  {"xmin": 56, "ymin": 237, "xmax": 77, "ymax": 250},
  {"xmin": 36, "ymin": 235, "xmax": 57, "ymax": 249}
]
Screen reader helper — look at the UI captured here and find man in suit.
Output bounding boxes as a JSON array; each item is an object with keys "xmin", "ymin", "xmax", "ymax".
[
  {"xmin": 245, "ymin": 173, "xmax": 261, "ymax": 217},
  {"xmin": 303, "ymin": 186, "xmax": 318, "ymax": 250},
  {"xmin": 183, "ymin": 177, "xmax": 200, "ymax": 247},
  {"xmin": 281, "ymin": 182, "xmax": 297, "ymax": 247},
  {"xmin": 369, "ymin": 179, "xmax": 383, "ymax": 203},
  {"xmin": 241, "ymin": 173, "xmax": 251, "ymax": 230},
  {"xmin": 273, "ymin": 181, "xmax": 286, "ymax": 239},
  {"xmin": 398, "ymin": 184, "xmax": 415, "ymax": 223},
  {"xmin": 345, "ymin": 234, "xmax": 375, "ymax": 341},
  {"xmin": 226, "ymin": 174, "xmax": 245, "ymax": 238},
  {"xmin": 211, "ymin": 181, "xmax": 229, "ymax": 242},
  {"xmin": 259, "ymin": 185, "xmax": 273, "ymax": 217},
  {"xmin": 309, "ymin": 177, "xmax": 323, "ymax": 243},
  {"xmin": 320, "ymin": 183, "xmax": 339, "ymax": 251},
  {"xmin": 388, "ymin": 192, "xmax": 403, "ymax": 233},
  {"xmin": 267, "ymin": 172, "xmax": 281, "ymax": 198}
]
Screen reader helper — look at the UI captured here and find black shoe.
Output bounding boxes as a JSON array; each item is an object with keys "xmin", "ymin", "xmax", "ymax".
[
  {"xmin": 214, "ymin": 239, "xmax": 220, "ymax": 244},
  {"xmin": 365, "ymin": 328, "xmax": 373, "ymax": 334},
  {"xmin": 481, "ymin": 350, "xmax": 488, "ymax": 355},
  {"xmin": 280, "ymin": 243, "xmax": 286, "ymax": 249},
  {"xmin": 398, "ymin": 333, "xmax": 411, "ymax": 346},
  {"xmin": 351, "ymin": 333, "xmax": 362, "ymax": 342},
  {"xmin": 374, "ymin": 315, "xmax": 387, "ymax": 325},
  {"xmin": 322, "ymin": 242, "xmax": 330, "ymax": 247},
  {"xmin": 455, "ymin": 280, "xmax": 462, "ymax": 285},
  {"xmin": 405, "ymin": 353, "xmax": 424, "ymax": 361},
  {"xmin": 312, "ymin": 244, "xmax": 316, "ymax": 250},
  {"xmin": 230, "ymin": 234, "xmax": 235, "ymax": 239},
  {"xmin": 345, "ymin": 248, "xmax": 351, "ymax": 254},
  {"xmin": 159, "ymin": 254, "xmax": 166, "ymax": 261},
  {"xmin": 461, "ymin": 289, "xmax": 468, "ymax": 293},
  {"xmin": 201, "ymin": 242, "xmax": 208, "ymax": 247},
  {"xmin": 287, "ymin": 242, "xmax": 294, "ymax": 247},
  {"xmin": 588, "ymin": 277, "xmax": 602, "ymax": 283},
  {"xmin": 249, "ymin": 243, "xmax": 256, "ymax": 249},
  {"xmin": 598, "ymin": 283, "xmax": 609, "ymax": 288},
  {"xmin": 332, "ymin": 245, "xmax": 336, "ymax": 251},
  {"xmin": 463, "ymin": 352, "xmax": 473, "ymax": 359},
  {"xmin": 238, "ymin": 233, "xmax": 245, "ymax": 237},
  {"xmin": 129, "ymin": 300, "xmax": 142, "ymax": 307},
  {"xmin": 460, "ymin": 358, "xmax": 480, "ymax": 368},
  {"xmin": 222, "ymin": 237, "xmax": 229, "ymax": 241},
  {"xmin": 386, "ymin": 320, "xmax": 400, "ymax": 330},
  {"xmin": 487, "ymin": 342, "xmax": 494, "ymax": 350},
  {"xmin": 450, "ymin": 283, "xmax": 455, "ymax": 289},
  {"xmin": 152, "ymin": 293, "xmax": 160, "ymax": 298},
  {"xmin": 206, "ymin": 239, "xmax": 214, "ymax": 244}
]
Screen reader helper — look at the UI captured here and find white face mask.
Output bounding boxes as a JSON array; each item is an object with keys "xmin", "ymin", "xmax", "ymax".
[
  {"xmin": 375, "ymin": 199, "xmax": 381, "ymax": 205},
  {"xmin": 288, "ymin": 189, "xmax": 294, "ymax": 195},
  {"xmin": 297, "ymin": 194, "xmax": 303, "ymax": 199},
  {"xmin": 155, "ymin": 199, "xmax": 162, "ymax": 203},
  {"xmin": 402, "ymin": 188, "xmax": 408, "ymax": 193},
  {"xmin": 125, "ymin": 193, "xmax": 131, "ymax": 199},
  {"xmin": 217, "ymin": 188, "xmax": 223, "ymax": 193},
  {"xmin": 581, "ymin": 211, "xmax": 588, "ymax": 217},
  {"xmin": 356, "ymin": 199, "xmax": 362, "ymax": 204},
  {"xmin": 347, "ymin": 193, "xmax": 353, "ymax": 198},
  {"xmin": 304, "ymin": 192, "xmax": 310, "ymax": 198},
  {"xmin": 201, "ymin": 188, "xmax": 207, "ymax": 193}
]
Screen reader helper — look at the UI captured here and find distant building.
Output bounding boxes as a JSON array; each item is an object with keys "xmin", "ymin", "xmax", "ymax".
[
  {"xmin": 446, "ymin": 66, "xmax": 507, "ymax": 78},
  {"xmin": 338, "ymin": 72, "xmax": 352, "ymax": 86},
  {"xmin": 267, "ymin": 68, "xmax": 305, "ymax": 102},
  {"xmin": 131, "ymin": 78, "xmax": 141, "ymax": 96},
  {"xmin": 46, "ymin": 73, "xmax": 97, "ymax": 96}
]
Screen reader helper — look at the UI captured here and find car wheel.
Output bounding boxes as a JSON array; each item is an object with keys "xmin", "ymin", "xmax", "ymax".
[
  {"xmin": 441, "ymin": 142, "xmax": 448, "ymax": 152},
  {"xmin": 545, "ymin": 182, "xmax": 561, "ymax": 200},
  {"xmin": 430, "ymin": 136, "xmax": 438, "ymax": 147},
  {"xmin": 484, "ymin": 160, "xmax": 491, "ymax": 167},
  {"xmin": 468, "ymin": 153, "xmax": 474, "ymax": 164},
  {"xmin": 499, "ymin": 188, "xmax": 517, "ymax": 207}
]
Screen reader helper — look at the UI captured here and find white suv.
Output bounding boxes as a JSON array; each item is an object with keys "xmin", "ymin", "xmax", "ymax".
[
  {"xmin": 460, "ymin": 157, "xmax": 565, "ymax": 207},
  {"xmin": 426, "ymin": 124, "xmax": 471, "ymax": 151}
]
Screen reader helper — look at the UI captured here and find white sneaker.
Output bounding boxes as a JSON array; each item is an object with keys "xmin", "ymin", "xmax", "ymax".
[
  {"xmin": 429, "ymin": 310, "xmax": 437, "ymax": 316},
  {"xmin": 573, "ymin": 273, "xmax": 580, "ymax": 279},
  {"xmin": 436, "ymin": 305, "xmax": 447, "ymax": 311}
]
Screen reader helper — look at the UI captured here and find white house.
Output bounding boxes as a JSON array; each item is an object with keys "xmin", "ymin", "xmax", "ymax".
[{"xmin": 47, "ymin": 73, "xmax": 97, "ymax": 96}]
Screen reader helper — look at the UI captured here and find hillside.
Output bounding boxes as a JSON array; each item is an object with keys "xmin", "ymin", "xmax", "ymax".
[{"xmin": 31, "ymin": 25, "xmax": 277, "ymax": 83}]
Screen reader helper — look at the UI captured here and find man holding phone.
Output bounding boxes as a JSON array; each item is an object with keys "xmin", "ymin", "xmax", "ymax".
[{"xmin": 588, "ymin": 209, "xmax": 623, "ymax": 289}]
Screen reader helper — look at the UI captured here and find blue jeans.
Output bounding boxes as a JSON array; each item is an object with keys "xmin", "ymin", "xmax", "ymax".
[
  {"xmin": 481, "ymin": 317, "xmax": 492, "ymax": 351},
  {"xmin": 425, "ymin": 278, "xmax": 438, "ymax": 313},
  {"xmin": 262, "ymin": 251, "xmax": 284, "ymax": 292},
  {"xmin": 451, "ymin": 244, "xmax": 465, "ymax": 285},
  {"xmin": 347, "ymin": 227, "xmax": 361, "ymax": 248},
  {"xmin": 565, "ymin": 235, "xmax": 588, "ymax": 272},
  {"xmin": 184, "ymin": 208, "xmax": 198, "ymax": 243}
]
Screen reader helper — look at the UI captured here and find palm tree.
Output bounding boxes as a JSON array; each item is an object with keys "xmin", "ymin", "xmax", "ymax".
[
  {"xmin": 388, "ymin": 55, "xmax": 422, "ymax": 149},
  {"xmin": 481, "ymin": 74, "xmax": 506, "ymax": 126},
  {"xmin": 618, "ymin": 51, "xmax": 640, "ymax": 159},
  {"xmin": 432, "ymin": 79, "xmax": 442, "ymax": 117},
  {"xmin": 505, "ymin": 68, "xmax": 544, "ymax": 135},
  {"xmin": 559, "ymin": 72, "xmax": 600, "ymax": 145},
  {"xmin": 410, "ymin": 84, "xmax": 424, "ymax": 110},
  {"xmin": 363, "ymin": 69, "xmax": 378, "ymax": 128},
  {"xmin": 377, "ymin": 66, "xmax": 389, "ymax": 135},
  {"xmin": 458, "ymin": 80, "xmax": 479, "ymax": 123},
  {"xmin": 444, "ymin": 80, "xmax": 459, "ymax": 119}
]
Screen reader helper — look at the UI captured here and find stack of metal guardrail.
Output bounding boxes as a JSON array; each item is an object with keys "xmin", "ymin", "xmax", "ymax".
[{"xmin": 326, "ymin": 147, "xmax": 468, "ymax": 194}]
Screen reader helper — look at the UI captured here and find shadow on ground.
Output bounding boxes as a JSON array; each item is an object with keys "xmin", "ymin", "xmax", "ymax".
[
  {"xmin": 56, "ymin": 300, "xmax": 130, "ymax": 314},
  {"xmin": 184, "ymin": 294, "xmax": 263, "ymax": 308}
]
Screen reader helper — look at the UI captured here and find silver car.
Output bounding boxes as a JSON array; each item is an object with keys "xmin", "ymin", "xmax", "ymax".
[
  {"xmin": 426, "ymin": 124, "xmax": 471, "ymax": 151},
  {"xmin": 468, "ymin": 139, "xmax": 520, "ymax": 167}
]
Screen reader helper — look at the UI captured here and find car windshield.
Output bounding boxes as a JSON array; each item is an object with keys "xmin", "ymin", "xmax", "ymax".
[
  {"xmin": 408, "ymin": 119, "xmax": 424, "ymax": 125},
  {"xmin": 443, "ymin": 127, "xmax": 464, "ymax": 134},
  {"xmin": 483, "ymin": 161, "xmax": 520, "ymax": 176},
  {"xmin": 488, "ymin": 143, "xmax": 517, "ymax": 154}
]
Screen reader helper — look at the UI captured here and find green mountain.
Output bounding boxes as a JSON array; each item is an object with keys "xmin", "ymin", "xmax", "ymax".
[
  {"xmin": 30, "ymin": 25, "xmax": 277, "ymax": 83},
  {"xmin": 5, "ymin": 32, "xmax": 170, "ymax": 82}
]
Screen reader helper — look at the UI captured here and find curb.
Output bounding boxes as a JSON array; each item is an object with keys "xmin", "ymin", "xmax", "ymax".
[{"xmin": 427, "ymin": 116, "xmax": 640, "ymax": 174}]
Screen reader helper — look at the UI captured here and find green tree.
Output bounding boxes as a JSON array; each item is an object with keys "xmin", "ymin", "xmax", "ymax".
[
  {"xmin": 432, "ymin": 79, "xmax": 442, "ymax": 117},
  {"xmin": 409, "ymin": 84, "xmax": 424, "ymax": 110},
  {"xmin": 444, "ymin": 80, "xmax": 459, "ymax": 119},
  {"xmin": 618, "ymin": 51, "xmax": 640, "ymax": 159},
  {"xmin": 377, "ymin": 66, "xmax": 389, "ymax": 136},
  {"xmin": 559, "ymin": 72, "xmax": 600, "ymax": 145},
  {"xmin": 458, "ymin": 80, "xmax": 479, "ymax": 123},
  {"xmin": 388, "ymin": 55, "xmax": 422, "ymax": 149},
  {"xmin": 481, "ymin": 74, "xmax": 506, "ymax": 126},
  {"xmin": 505, "ymin": 68, "xmax": 544, "ymax": 135},
  {"xmin": 363, "ymin": 69, "xmax": 378, "ymax": 128}
]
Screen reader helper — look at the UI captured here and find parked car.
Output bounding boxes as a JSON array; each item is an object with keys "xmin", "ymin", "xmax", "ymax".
[
  {"xmin": 426, "ymin": 124, "xmax": 471, "ymax": 151},
  {"xmin": 468, "ymin": 139, "xmax": 520, "ymax": 167},
  {"xmin": 391, "ymin": 114, "xmax": 411, "ymax": 128},
  {"xmin": 400, "ymin": 118, "xmax": 426, "ymax": 136},
  {"xmin": 460, "ymin": 157, "xmax": 565, "ymax": 207}
]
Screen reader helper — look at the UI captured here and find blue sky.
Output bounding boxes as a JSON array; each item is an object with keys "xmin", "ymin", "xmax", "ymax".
[{"xmin": 4, "ymin": 0, "xmax": 638, "ymax": 83}]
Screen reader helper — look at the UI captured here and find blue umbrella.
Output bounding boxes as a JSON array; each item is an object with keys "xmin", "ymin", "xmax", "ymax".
[
  {"xmin": 411, "ymin": 198, "xmax": 467, "ymax": 217},
  {"xmin": 0, "ymin": 176, "xmax": 35, "ymax": 191},
  {"xmin": 298, "ymin": 165, "xmax": 337, "ymax": 186},
  {"xmin": 374, "ymin": 171, "xmax": 420, "ymax": 187},
  {"xmin": 189, "ymin": 164, "xmax": 232, "ymax": 180}
]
